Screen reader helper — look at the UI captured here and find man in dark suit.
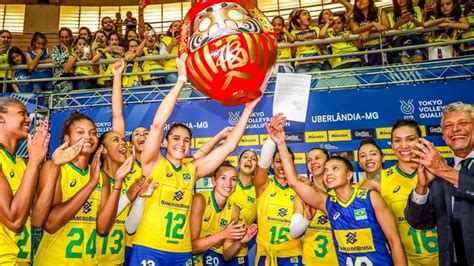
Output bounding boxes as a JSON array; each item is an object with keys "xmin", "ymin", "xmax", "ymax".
[{"xmin": 405, "ymin": 101, "xmax": 474, "ymax": 266}]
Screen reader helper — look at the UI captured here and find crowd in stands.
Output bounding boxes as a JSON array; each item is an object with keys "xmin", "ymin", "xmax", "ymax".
[{"xmin": 0, "ymin": 0, "xmax": 472, "ymax": 93}]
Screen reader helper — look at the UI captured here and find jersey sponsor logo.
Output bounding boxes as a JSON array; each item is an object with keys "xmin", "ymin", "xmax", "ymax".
[
  {"xmin": 393, "ymin": 185, "xmax": 401, "ymax": 193},
  {"xmin": 333, "ymin": 212, "xmax": 341, "ymax": 220},
  {"xmin": 278, "ymin": 208, "xmax": 288, "ymax": 217},
  {"xmin": 166, "ymin": 172, "xmax": 173, "ymax": 177},
  {"xmin": 9, "ymin": 170, "xmax": 14, "ymax": 178},
  {"xmin": 182, "ymin": 173, "xmax": 192, "ymax": 182},
  {"xmin": 317, "ymin": 215, "xmax": 329, "ymax": 224},
  {"xmin": 346, "ymin": 232, "xmax": 358, "ymax": 244},
  {"xmin": 83, "ymin": 200, "xmax": 93, "ymax": 214},
  {"xmin": 174, "ymin": 191, "xmax": 184, "ymax": 201},
  {"xmin": 386, "ymin": 168, "xmax": 394, "ymax": 176},
  {"xmin": 70, "ymin": 179, "xmax": 77, "ymax": 187},
  {"xmin": 354, "ymin": 208, "xmax": 368, "ymax": 221}
]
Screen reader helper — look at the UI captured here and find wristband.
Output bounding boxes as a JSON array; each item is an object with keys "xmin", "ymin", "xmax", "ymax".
[
  {"xmin": 177, "ymin": 75, "xmax": 187, "ymax": 82},
  {"xmin": 113, "ymin": 186, "xmax": 121, "ymax": 191}
]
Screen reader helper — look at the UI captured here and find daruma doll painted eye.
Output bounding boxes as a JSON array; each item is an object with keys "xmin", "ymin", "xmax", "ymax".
[{"xmin": 179, "ymin": 0, "xmax": 276, "ymax": 106}]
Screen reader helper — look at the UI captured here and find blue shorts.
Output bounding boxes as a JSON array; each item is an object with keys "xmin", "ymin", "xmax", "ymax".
[
  {"xmin": 202, "ymin": 249, "xmax": 248, "ymax": 266},
  {"xmin": 257, "ymin": 255, "xmax": 303, "ymax": 266},
  {"xmin": 124, "ymin": 246, "xmax": 133, "ymax": 266},
  {"xmin": 129, "ymin": 244, "xmax": 192, "ymax": 266}
]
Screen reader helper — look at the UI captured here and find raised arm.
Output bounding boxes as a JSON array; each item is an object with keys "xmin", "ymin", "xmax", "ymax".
[
  {"xmin": 0, "ymin": 121, "xmax": 49, "ymax": 231},
  {"xmin": 371, "ymin": 190, "xmax": 407, "ymax": 266},
  {"xmin": 193, "ymin": 98, "xmax": 260, "ymax": 179},
  {"xmin": 111, "ymin": 60, "xmax": 126, "ymax": 136},
  {"xmin": 193, "ymin": 127, "xmax": 233, "ymax": 160},
  {"xmin": 96, "ymin": 151, "xmax": 135, "ymax": 236},
  {"xmin": 32, "ymin": 139, "xmax": 84, "ymax": 227},
  {"xmin": 267, "ymin": 115, "xmax": 327, "ymax": 212},
  {"xmin": 254, "ymin": 137, "xmax": 275, "ymax": 197},
  {"xmin": 140, "ymin": 54, "xmax": 187, "ymax": 175},
  {"xmin": 44, "ymin": 147, "xmax": 102, "ymax": 234},
  {"xmin": 440, "ymin": 17, "xmax": 470, "ymax": 31}
]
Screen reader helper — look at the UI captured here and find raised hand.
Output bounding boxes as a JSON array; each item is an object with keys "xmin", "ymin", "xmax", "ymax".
[
  {"xmin": 115, "ymin": 147, "xmax": 136, "ymax": 183},
  {"xmin": 266, "ymin": 113, "xmax": 287, "ymax": 145},
  {"xmin": 415, "ymin": 165, "xmax": 436, "ymax": 195},
  {"xmin": 89, "ymin": 145, "xmax": 103, "ymax": 186},
  {"xmin": 221, "ymin": 220, "xmax": 246, "ymax": 240},
  {"xmin": 27, "ymin": 120, "xmax": 50, "ymax": 165},
  {"xmin": 245, "ymin": 96, "xmax": 262, "ymax": 110},
  {"xmin": 177, "ymin": 53, "xmax": 188, "ymax": 79},
  {"xmin": 241, "ymin": 224, "xmax": 258, "ymax": 243},
  {"xmin": 112, "ymin": 59, "xmax": 125, "ymax": 76},
  {"xmin": 411, "ymin": 138, "xmax": 448, "ymax": 177},
  {"xmin": 138, "ymin": 178, "xmax": 158, "ymax": 197},
  {"xmin": 217, "ymin": 127, "xmax": 234, "ymax": 140},
  {"xmin": 52, "ymin": 138, "xmax": 84, "ymax": 166}
]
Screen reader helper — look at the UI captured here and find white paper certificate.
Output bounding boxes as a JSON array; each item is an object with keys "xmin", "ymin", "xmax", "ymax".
[{"xmin": 273, "ymin": 73, "xmax": 311, "ymax": 122}]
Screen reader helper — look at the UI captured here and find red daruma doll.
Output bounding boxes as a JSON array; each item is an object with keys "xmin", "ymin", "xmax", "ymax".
[{"xmin": 178, "ymin": 0, "xmax": 276, "ymax": 106}]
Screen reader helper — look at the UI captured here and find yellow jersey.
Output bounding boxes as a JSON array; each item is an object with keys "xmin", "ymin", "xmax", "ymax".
[
  {"xmin": 327, "ymin": 30, "xmax": 361, "ymax": 69},
  {"xmin": 142, "ymin": 46, "xmax": 164, "ymax": 81},
  {"xmin": 97, "ymin": 48, "xmax": 121, "ymax": 86},
  {"xmin": 133, "ymin": 157, "xmax": 196, "ymax": 252},
  {"xmin": 351, "ymin": 7, "xmax": 386, "ymax": 46},
  {"xmin": 34, "ymin": 162, "xmax": 103, "ymax": 266},
  {"xmin": 381, "ymin": 165, "xmax": 439, "ymax": 266},
  {"xmin": 291, "ymin": 27, "xmax": 321, "ymax": 65},
  {"xmin": 0, "ymin": 149, "xmax": 29, "ymax": 265},
  {"xmin": 161, "ymin": 36, "xmax": 178, "ymax": 71},
  {"xmin": 302, "ymin": 209, "xmax": 338, "ymax": 265},
  {"xmin": 388, "ymin": 7, "xmax": 423, "ymax": 40},
  {"xmin": 276, "ymin": 33, "xmax": 292, "ymax": 61},
  {"xmin": 0, "ymin": 50, "xmax": 9, "ymax": 79},
  {"xmin": 200, "ymin": 190, "xmax": 234, "ymax": 254},
  {"xmin": 256, "ymin": 177, "xmax": 302, "ymax": 263},
  {"xmin": 96, "ymin": 163, "xmax": 141, "ymax": 265},
  {"xmin": 229, "ymin": 179, "xmax": 256, "ymax": 257},
  {"xmin": 122, "ymin": 51, "xmax": 142, "ymax": 88}
]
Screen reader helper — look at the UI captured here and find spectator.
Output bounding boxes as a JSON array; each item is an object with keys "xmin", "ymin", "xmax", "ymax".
[
  {"xmin": 101, "ymin": 16, "xmax": 115, "ymax": 36},
  {"xmin": 124, "ymin": 29, "xmax": 139, "ymax": 46},
  {"xmin": 320, "ymin": 14, "xmax": 363, "ymax": 69},
  {"xmin": 388, "ymin": 0, "xmax": 425, "ymax": 63},
  {"xmin": 290, "ymin": 9, "xmax": 323, "ymax": 73},
  {"xmin": 272, "ymin": 15, "xmax": 295, "ymax": 73},
  {"xmin": 350, "ymin": 0, "xmax": 390, "ymax": 65},
  {"xmin": 318, "ymin": 9, "xmax": 334, "ymax": 70},
  {"xmin": 459, "ymin": 1, "xmax": 473, "ymax": 55},
  {"xmin": 92, "ymin": 31, "xmax": 124, "ymax": 88},
  {"xmin": 7, "ymin": 46, "xmax": 32, "ymax": 93},
  {"xmin": 406, "ymin": 102, "xmax": 474, "ymax": 266},
  {"xmin": 139, "ymin": 28, "xmax": 165, "ymax": 85},
  {"xmin": 124, "ymin": 11, "xmax": 138, "ymax": 32},
  {"xmin": 123, "ymin": 38, "xmax": 145, "ymax": 87},
  {"xmin": 52, "ymin": 27, "xmax": 74, "ymax": 92},
  {"xmin": 424, "ymin": 0, "xmax": 469, "ymax": 59},
  {"xmin": 78, "ymin": 26, "xmax": 92, "ymax": 45},
  {"xmin": 0, "ymin": 30, "xmax": 13, "ymax": 92},
  {"xmin": 26, "ymin": 32, "xmax": 53, "ymax": 93},
  {"xmin": 64, "ymin": 37, "xmax": 96, "ymax": 90},
  {"xmin": 113, "ymin": 12, "xmax": 124, "ymax": 37},
  {"xmin": 160, "ymin": 21, "xmax": 181, "ymax": 83}
]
